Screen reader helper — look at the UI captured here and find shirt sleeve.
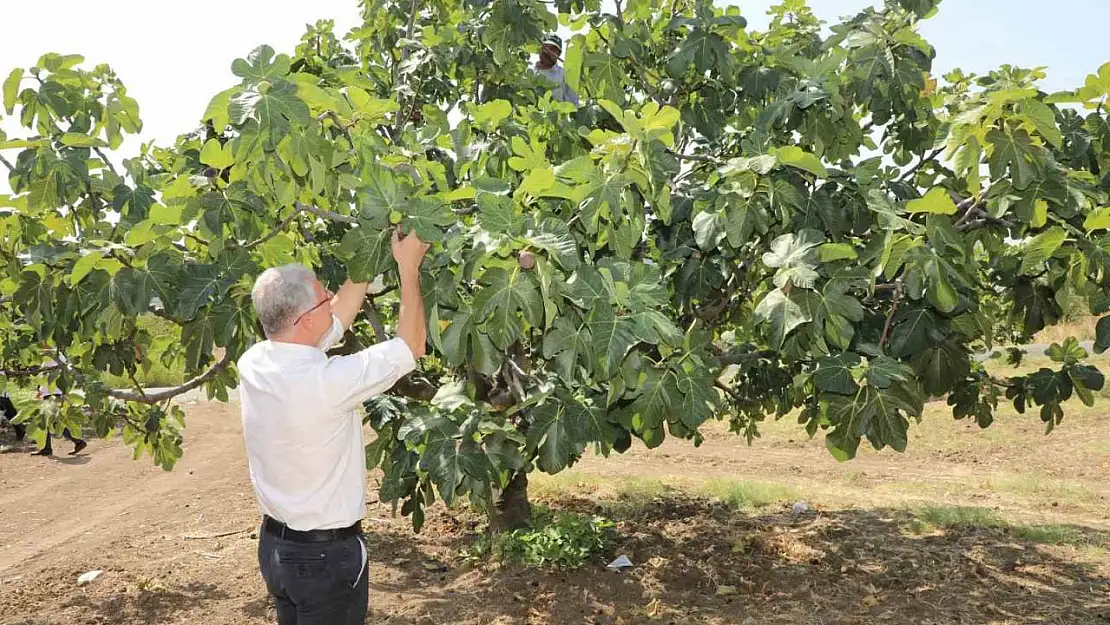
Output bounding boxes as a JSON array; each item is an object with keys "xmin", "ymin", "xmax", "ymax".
[
  {"xmin": 566, "ymin": 85, "xmax": 580, "ymax": 106},
  {"xmin": 320, "ymin": 338, "xmax": 417, "ymax": 414}
]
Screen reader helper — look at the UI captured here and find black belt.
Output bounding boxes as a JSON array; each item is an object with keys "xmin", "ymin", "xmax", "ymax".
[{"xmin": 262, "ymin": 516, "xmax": 362, "ymax": 543}]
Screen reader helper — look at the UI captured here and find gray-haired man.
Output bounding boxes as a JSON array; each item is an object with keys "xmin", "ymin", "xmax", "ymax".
[{"xmin": 238, "ymin": 228, "xmax": 429, "ymax": 624}]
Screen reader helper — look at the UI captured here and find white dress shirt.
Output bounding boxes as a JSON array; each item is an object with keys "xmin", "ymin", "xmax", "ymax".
[
  {"xmin": 39, "ymin": 353, "xmax": 65, "ymax": 398},
  {"xmin": 237, "ymin": 337, "xmax": 415, "ymax": 531}
]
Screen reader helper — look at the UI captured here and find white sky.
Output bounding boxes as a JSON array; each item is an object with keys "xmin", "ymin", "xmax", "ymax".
[
  {"xmin": 1, "ymin": 0, "xmax": 1107, "ymax": 187},
  {"xmin": 1, "ymin": 0, "xmax": 363, "ymax": 156}
]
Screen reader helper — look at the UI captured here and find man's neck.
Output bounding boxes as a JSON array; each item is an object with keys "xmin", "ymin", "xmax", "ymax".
[{"xmin": 537, "ymin": 59, "xmax": 556, "ymax": 70}]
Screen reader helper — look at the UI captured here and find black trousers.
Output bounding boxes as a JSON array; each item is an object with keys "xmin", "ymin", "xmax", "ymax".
[
  {"xmin": 258, "ymin": 521, "xmax": 369, "ymax": 624},
  {"xmin": 37, "ymin": 395, "xmax": 83, "ymax": 452},
  {"xmin": 40, "ymin": 428, "xmax": 82, "ymax": 452},
  {"xmin": 0, "ymin": 396, "xmax": 23, "ymax": 441}
]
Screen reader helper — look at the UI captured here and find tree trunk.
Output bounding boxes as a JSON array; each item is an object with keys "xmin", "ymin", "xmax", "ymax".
[{"xmin": 489, "ymin": 471, "xmax": 532, "ymax": 532}]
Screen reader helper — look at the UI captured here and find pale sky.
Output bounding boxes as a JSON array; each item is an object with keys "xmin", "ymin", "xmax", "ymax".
[{"xmin": 1, "ymin": 0, "xmax": 1107, "ymax": 166}]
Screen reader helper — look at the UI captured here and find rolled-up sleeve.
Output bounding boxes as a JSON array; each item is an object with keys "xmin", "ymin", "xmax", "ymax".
[{"xmin": 321, "ymin": 338, "xmax": 417, "ymax": 413}]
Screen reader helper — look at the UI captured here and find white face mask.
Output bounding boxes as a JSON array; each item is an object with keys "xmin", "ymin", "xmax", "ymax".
[{"xmin": 316, "ymin": 313, "xmax": 345, "ymax": 352}]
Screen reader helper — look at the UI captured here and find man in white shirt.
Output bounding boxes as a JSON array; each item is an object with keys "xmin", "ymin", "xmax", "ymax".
[
  {"xmin": 238, "ymin": 227, "xmax": 428, "ymax": 624},
  {"xmin": 32, "ymin": 350, "xmax": 87, "ymax": 456},
  {"xmin": 531, "ymin": 33, "xmax": 580, "ymax": 106}
]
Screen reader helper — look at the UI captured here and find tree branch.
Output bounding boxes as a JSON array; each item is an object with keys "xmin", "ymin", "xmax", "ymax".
[
  {"xmin": 318, "ymin": 111, "xmax": 356, "ymax": 149},
  {"xmin": 0, "ymin": 364, "xmax": 64, "ymax": 377},
  {"xmin": 369, "ymin": 284, "xmax": 398, "ymax": 301},
  {"xmin": 954, "ymin": 195, "xmax": 977, "ymax": 213},
  {"xmin": 93, "ymin": 147, "xmax": 119, "ymax": 178},
  {"xmin": 715, "ymin": 348, "xmax": 779, "ymax": 366},
  {"xmin": 295, "ymin": 201, "xmax": 358, "ymax": 224},
  {"xmin": 714, "ymin": 379, "xmax": 745, "ymax": 405},
  {"xmin": 695, "ymin": 294, "xmax": 733, "ymax": 322},
  {"xmin": 245, "ymin": 206, "xmax": 301, "ymax": 249},
  {"xmin": 954, "ymin": 211, "xmax": 1014, "ymax": 233},
  {"xmin": 988, "ymin": 375, "xmax": 1015, "ymax": 389},
  {"xmin": 84, "ymin": 179, "xmax": 105, "ymax": 214},
  {"xmin": 952, "ymin": 196, "xmax": 983, "ymax": 229},
  {"xmin": 879, "ymin": 279, "xmax": 904, "ymax": 350},
  {"xmin": 106, "ymin": 351, "xmax": 232, "ymax": 405},
  {"xmin": 619, "ymin": 139, "xmax": 639, "ymax": 174},
  {"xmin": 363, "ymin": 300, "xmax": 386, "ymax": 343},
  {"xmin": 667, "ymin": 149, "xmax": 721, "ymax": 165},
  {"xmin": 183, "ymin": 232, "xmax": 211, "ymax": 247},
  {"xmin": 897, "ymin": 147, "xmax": 943, "ymax": 183},
  {"xmin": 404, "ymin": 0, "xmax": 419, "ymax": 47},
  {"xmin": 391, "ymin": 0, "xmax": 422, "ymax": 138},
  {"xmin": 389, "ymin": 375, "xmax": 437, "ymax": 401}
]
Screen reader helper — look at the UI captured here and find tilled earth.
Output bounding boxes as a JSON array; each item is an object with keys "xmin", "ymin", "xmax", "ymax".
[{"xmin": 2, "ymin": 401, "xmax": 1109, "ymax": 624}]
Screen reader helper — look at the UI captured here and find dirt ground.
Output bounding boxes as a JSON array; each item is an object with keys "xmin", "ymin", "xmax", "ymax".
[{"xmin": 2, "ymin": 400, "xmax": 1110, "ymax": 625}]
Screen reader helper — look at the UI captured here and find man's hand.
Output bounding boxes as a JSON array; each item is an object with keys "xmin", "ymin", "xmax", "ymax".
[{"xmin": 392, "ymin": 228, "xmax": 430, "ymax": 274}]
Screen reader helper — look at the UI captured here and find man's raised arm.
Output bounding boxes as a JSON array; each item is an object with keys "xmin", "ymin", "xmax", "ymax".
[
  {"xmin": 330, "ymin": 280, "xmax": 371, "ymax": 330},
  {"xmin": 329, "ymin": 227, "xmax": 429, "ymax": 341},
  {"xmin": 392, "ymin": 228, "xmax": 429, "ymax": 358}
]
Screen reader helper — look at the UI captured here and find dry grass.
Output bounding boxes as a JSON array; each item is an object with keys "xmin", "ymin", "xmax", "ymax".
[
  {"xmin": 698, "ymin": 478, "xmax": 801, "ymax": 509},
  {"xmin": 1033, "ymin": 315, "xmax": 1099, "ymax": 343},
  {"xmin": 909, "ymin": 505, "xmax": 1009, "ymax": 531}
]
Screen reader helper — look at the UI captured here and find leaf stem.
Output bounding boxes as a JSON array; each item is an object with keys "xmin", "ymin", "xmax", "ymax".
[{"xmin": 127, "ymin": 370, "xmax": 150, "ymax": 401}]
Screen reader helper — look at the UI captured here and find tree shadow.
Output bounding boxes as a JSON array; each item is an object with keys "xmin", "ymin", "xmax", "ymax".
[
  {"xmin": 240, "ymin": 596, "xmax": 271, "ymax": 620},
  {"xmin": 46, "ymin": 454, "xmax": 92, "ymax": 465},
  {"xmin": 0, "ymin": 430, "xmax": 32, "ymax": 453},
  {"xmin": 58, "ymin": 581, "xmax": 230, "ymax": 625},
  {"xmin": 0, "ymin": 430, "xmax": 92, "ymax": 463},
  {"xmin": 364, "ymin": 496, "xmax": 1110, "ymax": 624}
]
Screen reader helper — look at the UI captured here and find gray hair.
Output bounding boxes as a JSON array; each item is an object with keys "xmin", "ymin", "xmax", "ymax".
[{"xmin": 250, "ymin": 264, "xmax": 319, "ymax": 337}]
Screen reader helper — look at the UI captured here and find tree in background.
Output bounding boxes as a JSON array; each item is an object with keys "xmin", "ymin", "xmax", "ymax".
[{"xmin": 3, "ymin": 0, "xmax": 1110, "ymax": 530}]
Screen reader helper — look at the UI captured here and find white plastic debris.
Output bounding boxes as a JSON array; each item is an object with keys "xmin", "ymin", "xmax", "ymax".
[
  {"xmin": 792, "ymin": 501, "xmax": 809, "ymax": 515},
  {"xmin": 77, "ymin": 570, "xmax": 103, "ymax": 586},
  {"xmin": 606, "ymin": 555, "xmax": 634, "ymax": 570}
]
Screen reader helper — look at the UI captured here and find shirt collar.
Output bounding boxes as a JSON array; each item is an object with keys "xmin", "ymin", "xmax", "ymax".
[{"xmin": 263, "ymin": 340, "xmax": 326, "ymax": 356}]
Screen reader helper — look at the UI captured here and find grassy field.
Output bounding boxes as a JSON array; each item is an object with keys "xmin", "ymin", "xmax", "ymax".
[
  {"xmin": 1034, "ymin": 314, "xmax": 1099, "ymax": 344},
  {"xmin": 4, "ymin": 315, "xmax": 185, "ymax": 404},
  {"xmin": 103, "ymin": 314, "xmax": 188, "ymax": 388}
]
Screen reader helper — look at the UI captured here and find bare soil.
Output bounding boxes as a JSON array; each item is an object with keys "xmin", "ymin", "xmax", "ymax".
[{"xmin": 2, "ymin": 401, "xmax": 1110, "ymax": 625}]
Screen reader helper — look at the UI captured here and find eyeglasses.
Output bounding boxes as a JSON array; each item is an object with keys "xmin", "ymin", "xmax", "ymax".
[{"xmin": 293, "ymin": 289, "xmax": 333, "ymax": 326}]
